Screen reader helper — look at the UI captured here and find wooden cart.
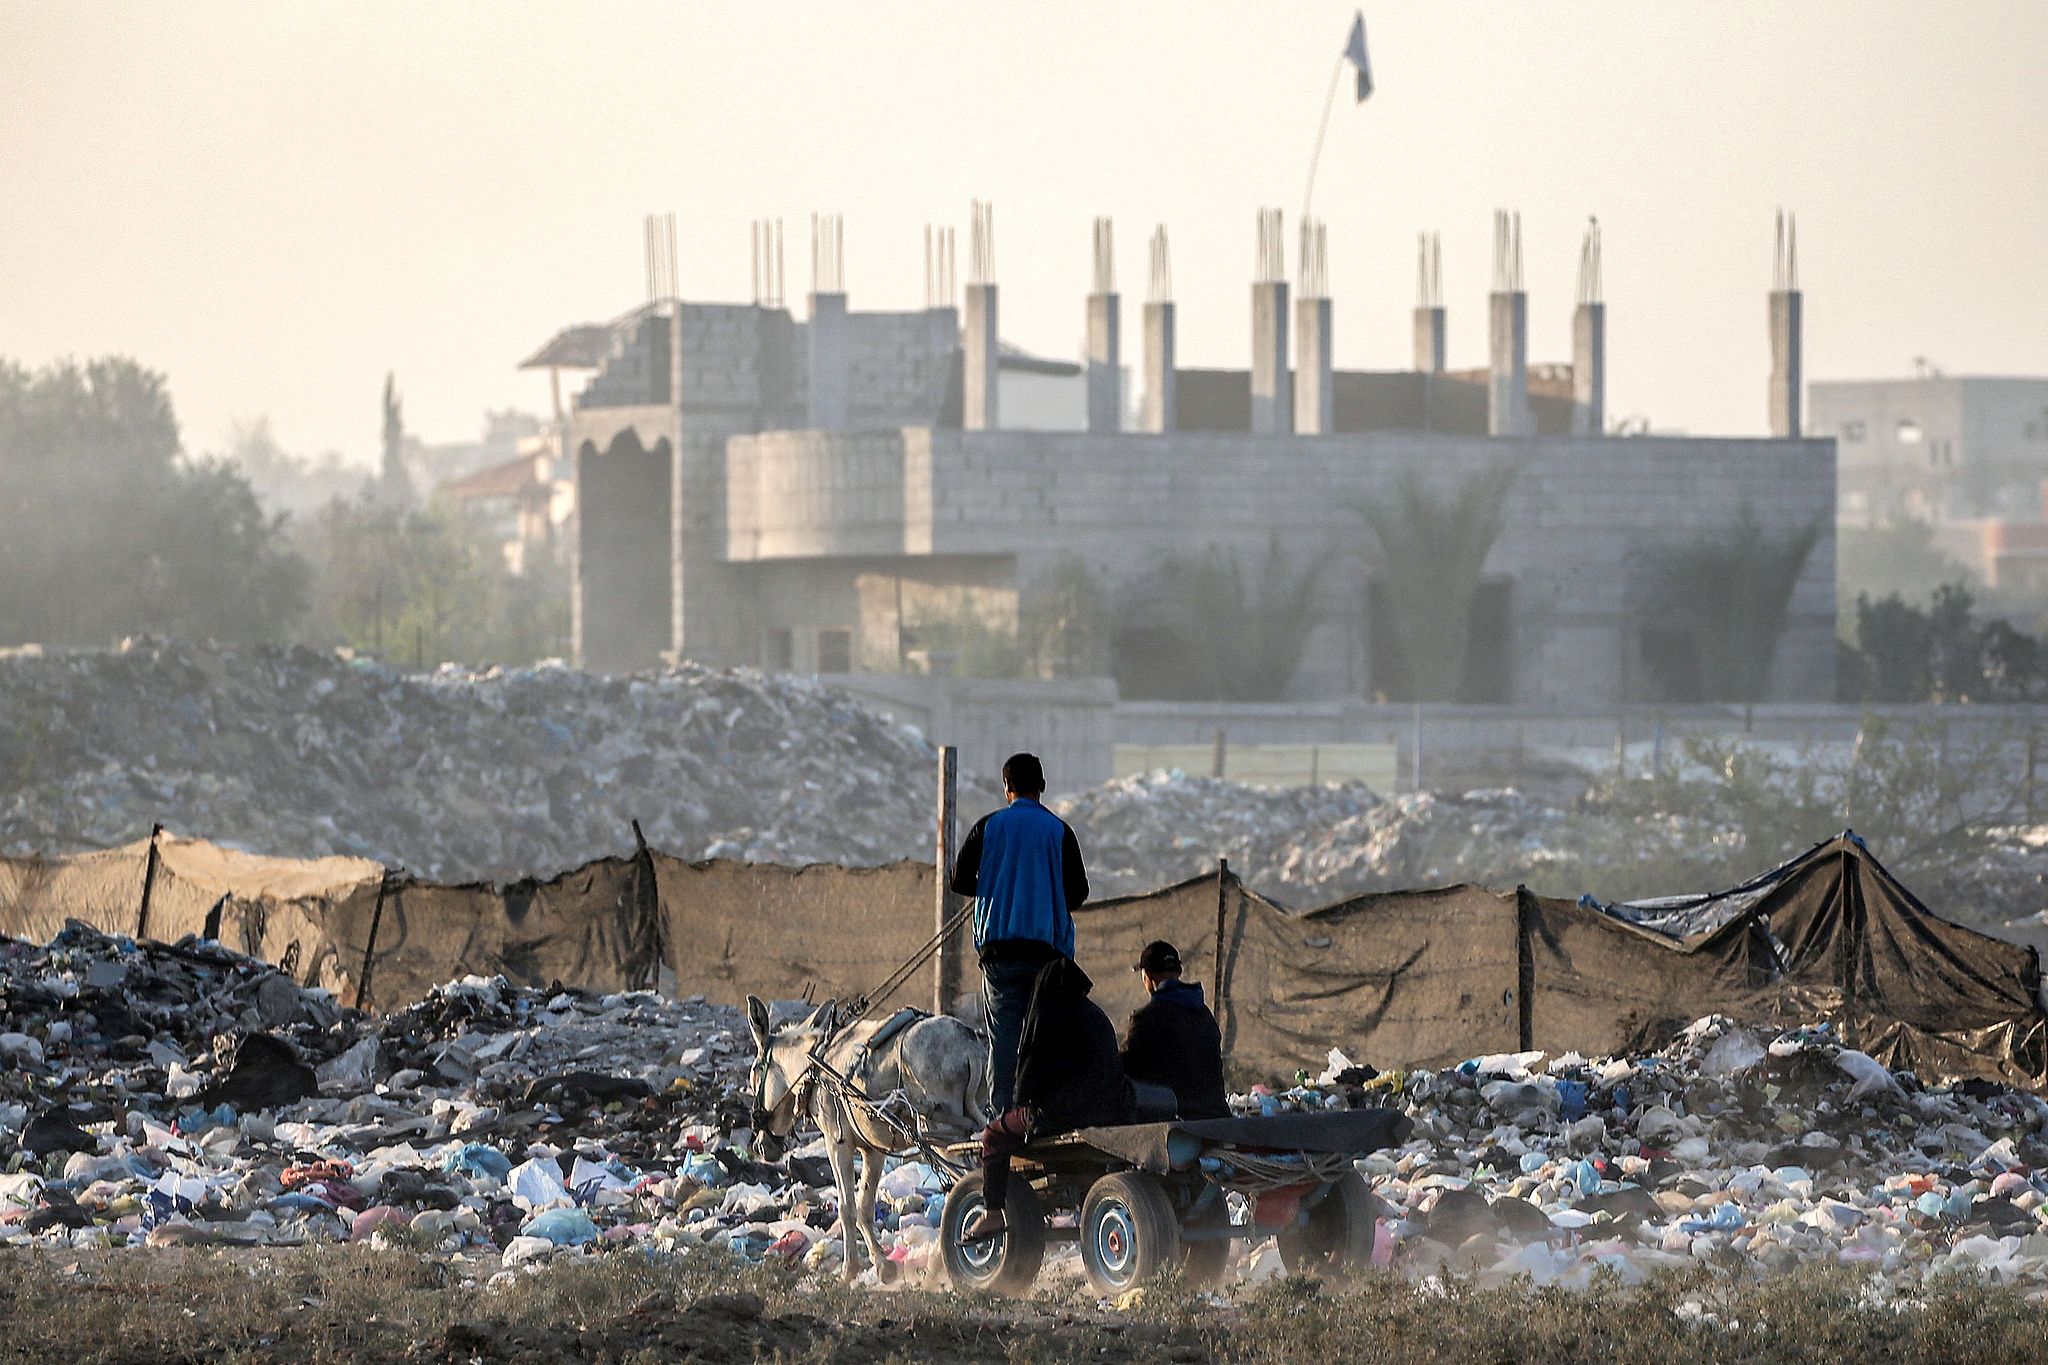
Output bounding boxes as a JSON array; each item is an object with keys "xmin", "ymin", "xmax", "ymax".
[{"xmin": 937, "ymin": 1108, "xmax": 1411, "ymax": 1296}]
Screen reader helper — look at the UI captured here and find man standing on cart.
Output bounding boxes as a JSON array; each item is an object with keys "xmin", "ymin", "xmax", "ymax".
[{"xmin": 948, "ymin": 752, "xmax": 1090, "ymax": 1115}]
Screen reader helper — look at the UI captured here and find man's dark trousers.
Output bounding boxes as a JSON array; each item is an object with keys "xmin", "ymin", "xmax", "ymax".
[{"xmin": 981, "ymin": 956, "xmax": 1043, "ymax": 1114}]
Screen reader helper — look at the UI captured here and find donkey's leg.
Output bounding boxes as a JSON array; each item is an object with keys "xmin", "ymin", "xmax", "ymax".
[
  {"xmin": 855, "ymin": 1142, "xmax": 893, "ymax": 1281},
  {"xmin": 820, "ymin": 1102, "xmax": 867, "ymax": 1283}
]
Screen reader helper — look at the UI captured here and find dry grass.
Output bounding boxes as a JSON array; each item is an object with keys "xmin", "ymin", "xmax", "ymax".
[{"xmin": 3, "ymin": 1249, "xmax": 2047, "ymax": 1365}]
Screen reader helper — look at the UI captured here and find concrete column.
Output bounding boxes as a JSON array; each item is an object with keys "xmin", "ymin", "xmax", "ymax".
[
  {"xmin": 1412, "ymin": 306, "xmax": 1446, "ymax": 431},
  {"xmin": 1488, "ymin": 290, "xmax": 1530, "ymax": 436},
  {"xmin": 1142, "ymin": 301, "xmax": 1176, "ymax": 433},
  {"xmin": 1769, "ymin": 289, "xmax": 1802, "ymax": 437},
  {"xmin": 1572, "ymin": 302, "xmax": 1605, "ymax": 436},
  {"xmin": 1251, "ymin": 280, "xmax": 1291, "ymax": 434},
  {"xmin": 1293, "ymin": 295, "xmax": 1333, "ymax": 435},
  {"xmin": 1086, "ymin": 291, "xmax": 1120, "ymax": 433},
  {"xmin": 1412, "ymin": 306, "xmax": 1446, "ymax": 373},
  {"xmin": 806, "ymin": 291, "xmax": 849, "ymax": 430},
  {"xmin": 962, "ymin": 283, "xmax": 998, "ymax": 430}
]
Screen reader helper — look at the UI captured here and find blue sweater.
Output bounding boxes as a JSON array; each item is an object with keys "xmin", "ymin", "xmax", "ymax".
[{"xmin": 949, "ymin": 797, "xmax": 1089, "ymax": 960}]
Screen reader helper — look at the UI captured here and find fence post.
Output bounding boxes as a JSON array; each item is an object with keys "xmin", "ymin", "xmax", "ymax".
[
  {"xmin": 934, "ymin": 745, "xmax": 959, "ymax": 1016},
  {"xmin": 630, "ymin": 818, "xmax": 663, "ymax": 992},
  {"xmin": 1514, "ymin": 886, "xmax": 1536, "ymax": 1052},
  {"xmin": 2028, "ymin": 730, "xmax": 2039, "ymax": 826},
  {"xmin": 1410, "ymin": 701, "xmax": 1422, "ymax": 792},
  {"xmin": 353, "ymin": 871, "xmax": 393, "ymax": 1013},
  {"xmin": 1211, "ymin": 728, "xmax": 1227, "ymax": 780},
  {"xmin": 1212, "ymin": 858, "xmax": 1230, "ymax": 1024},
  {"xmin": 134, "ymin": 823, "xmax": 163, "ymax": 940}
]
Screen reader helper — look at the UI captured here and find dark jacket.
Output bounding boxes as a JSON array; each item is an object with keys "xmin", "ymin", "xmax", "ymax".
[
  {"xmin": 1013, "ymin": 957, "xmax": 1135, "ymax": 1133},
  {"xmin": 1120, "ymin": 979, "xmax": 1230, "ymax": 1120},
  {"xmin": 950, "ymin": 797, "xmax": 1089, "ymax": 962}
]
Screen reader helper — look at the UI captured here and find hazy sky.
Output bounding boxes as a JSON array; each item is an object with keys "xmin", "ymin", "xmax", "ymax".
[{"xmin": 5, "ymin": 2, "xmax": 2045, "ymax": 464}]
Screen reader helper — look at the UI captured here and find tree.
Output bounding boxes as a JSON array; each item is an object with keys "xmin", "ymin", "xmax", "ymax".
[
  {"xmin": 1646, "ymin": 505, "xmax": 1821, "ymax": 702},
  {"xmin": 1113, "ymin": 535, "xmax": 1326, "ymax": 701},
  {"xmin": 1836, "ymin": 519, "xmax": 1975, "ymax": 626},
  {"xmin": 296, "ymin": 492, "xmax": 568, "ymax": 667},
  {"xmin": 1020, "ymin": 556, "xmax": 1111, "ymax": 678},
  {"xmin": 1843, "ymin": 582, "xmax": 2047, "ymax": 703},
  {"xmin": 379, "ymin": 373, "xmax": 414, "ymax": 506},
  {"xmin": 0, "ymin": 356, "xmax": 307, "ymax": 647},
  {"xmin": 1354, "ymin": 463, "xmax": 1518, "ymax": 702}
]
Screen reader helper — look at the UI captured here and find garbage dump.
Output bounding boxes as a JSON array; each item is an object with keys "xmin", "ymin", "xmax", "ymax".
[
  {"xmin": 9, "ymin": 918, "xmax": 2048, "ymax": 1296},
  {"xmin": 0, "ymin": 638, "xmax": 991, "ymax": 879},
  {"xmin": 1065, "ymin": 774, "xmax": 2048, "ymax": 929},
  {"xmin": 1050, "ymin": 772, "xmax": 1384, "ymax": 898},
  {"xmin": 1254, "ymin": 1015, "xmax": 2048, "ymax": 1291}
]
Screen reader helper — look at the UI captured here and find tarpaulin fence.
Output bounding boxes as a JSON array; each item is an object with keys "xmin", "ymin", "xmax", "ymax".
[{"xmin": 1, "ymin": 830, "xmax": 2040, "ymax": 1089}]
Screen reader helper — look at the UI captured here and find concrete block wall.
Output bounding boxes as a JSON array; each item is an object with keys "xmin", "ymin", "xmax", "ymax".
[
  {"xmin": 907, "ymin": 430, "xmax": 1836, "ymax": 705},
  {"xmin": 847, "ymin": 312, "xmax": 953, "ymax": 428},
  {"xmin": 671, "ymin": 434, "xmax": 752, "ymax": 667},
  {"xmin": 572, "ymin": 410, "xmax": 677, "ymax": 674},
  {"xmin": 724, "ymin": 429, "xmax": 908, "ymax": 560}
]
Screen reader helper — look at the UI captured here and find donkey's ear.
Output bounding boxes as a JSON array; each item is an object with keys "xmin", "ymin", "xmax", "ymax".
[
  {"xmin": 746, "ymin": 994, "xmax": 771, "ymax": 1040},
  {"xmin": 805, "ymin": 998, "xmax": 840, "ymax": 1030}
]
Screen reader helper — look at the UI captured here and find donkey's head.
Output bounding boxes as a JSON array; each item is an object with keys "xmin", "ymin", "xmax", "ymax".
[{"xmin": 744, "ymin": 994, "xmax": 837, "ymax": 1144}]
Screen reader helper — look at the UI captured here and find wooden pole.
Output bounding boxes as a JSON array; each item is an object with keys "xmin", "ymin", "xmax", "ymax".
[
  {"xmin": 134, "ymin": 823, "xmax": 163, "ymax": 940},
  {"xmin": 354, "ymin": 872, "xmax": 392, "ymax": 1012},
  {"xmin": 1212, "ymin": 858, "xmax": 1230, "ymax": 1008},
  {"xmin": 1410, "ymin": 700, "xmax": 1422, "ymax": 791},
  {"xmin": 1211, "ymin": 728, "xmax": 1227, "ymax": 780},
  {"xmin": 934, "ymin": 745, "xmax": 959, "ymax": 1015},
  {"xmin": 2027, "ymin": 730, "xmax": 2039, "ymax": 826},
  {"xmin": 631, "ymin": 818, "xmax": 662, "ymax": 991}
]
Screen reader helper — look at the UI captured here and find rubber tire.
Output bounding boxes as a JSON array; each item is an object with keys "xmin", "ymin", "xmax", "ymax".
[
  {"xmin": 1079, "ymin": 1171, "xmax": 1181, "ymax": 1296},
  {"xmin": 941, "ymin": 1172, "xmax": 1045, "ymax": 1296},
  {"xmin": 1276, "ymin": 1171, "xmax": 1378, "ymax": 1277}
]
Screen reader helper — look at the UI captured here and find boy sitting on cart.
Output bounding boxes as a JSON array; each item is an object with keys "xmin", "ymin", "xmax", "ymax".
[{"xmin": 963, "ymin": 955, "xmax": 1134, "ymax": 1243}]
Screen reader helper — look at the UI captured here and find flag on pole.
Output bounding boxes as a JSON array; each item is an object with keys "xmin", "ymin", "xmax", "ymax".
[{"xmin": 1343, "ymin": 11, "xmax": 1373, "ymax": 102}]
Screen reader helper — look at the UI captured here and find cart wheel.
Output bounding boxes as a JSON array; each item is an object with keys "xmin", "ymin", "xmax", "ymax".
[
  {"xmin": 1080, "ymin": 1171, "xmax": 1180, "ymax": 1296},
  {"xmin": 941, "ymin": 1172, "xmax": 1045, "ymax": 1296},
  {"xmin": 1276, "ymin": 1171, "xmax": 1379, "ymax": 1277}
]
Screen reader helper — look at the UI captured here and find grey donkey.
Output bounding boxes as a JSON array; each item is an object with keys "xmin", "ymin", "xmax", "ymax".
[{"xmin": 745, "ymin": 996, "xmax": 989, "ymax": 1282}]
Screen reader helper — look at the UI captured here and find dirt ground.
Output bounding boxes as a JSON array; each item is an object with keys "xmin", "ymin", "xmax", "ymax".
[{"xmin": 9, "ymin": 1247, "xmax": 2048, "ymax": 1365}]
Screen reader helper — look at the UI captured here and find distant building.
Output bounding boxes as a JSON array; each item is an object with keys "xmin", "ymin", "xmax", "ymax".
[
  {"xmin": 536, "ymin": 212, "xmax": 1837, "ymax": 705},
  {"xmin": 1812, "ymin": 375, "xmax": 2048, "ymax": 526},
  {"xmin": 437, "ymin": 436, "xmax": 574, "ymax": 576}
]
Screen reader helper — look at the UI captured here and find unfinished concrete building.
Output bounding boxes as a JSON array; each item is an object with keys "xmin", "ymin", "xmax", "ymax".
[{"xmin": 542, "ymin": 208, "xmax": 1836, "ymax": 705}]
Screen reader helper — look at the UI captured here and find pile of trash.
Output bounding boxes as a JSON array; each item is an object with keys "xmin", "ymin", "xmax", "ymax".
[
  {"xmin": 0, "ymin": 922, "xmax": 953, "ymax": 1281},
  {"xmin": 10, "ymin": 919, "xmax": 2048, "ymax": 1293},
  {"xmin": 0, "ymin": 638, "xmax": 988, "ymax": 878},
  {"xmin": 1251, "ymin": 1016, "xmax": 2048, "ymax": 1291},
  {"xmin": 1051, "ymin": 773, "xmax": 1383, "ymax": 898}
]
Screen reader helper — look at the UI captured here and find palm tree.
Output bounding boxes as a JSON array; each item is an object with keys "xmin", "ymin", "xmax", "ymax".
[
  {"xmin": 1113, "ymin": 535, "xmax": 1327, "ymax": 701},
  {"xmin": 1355, "ymin": 463, "xmax": 1519, "ymax": 702},
  {"xmin": 1647, "ymin": 505, "xmax": 1821, "ymax": 702}
]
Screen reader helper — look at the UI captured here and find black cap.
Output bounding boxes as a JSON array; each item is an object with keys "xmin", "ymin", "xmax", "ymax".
[{"xmin": 1135, "ymin": 940, "xmax": 1182, "ymax": 974}]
